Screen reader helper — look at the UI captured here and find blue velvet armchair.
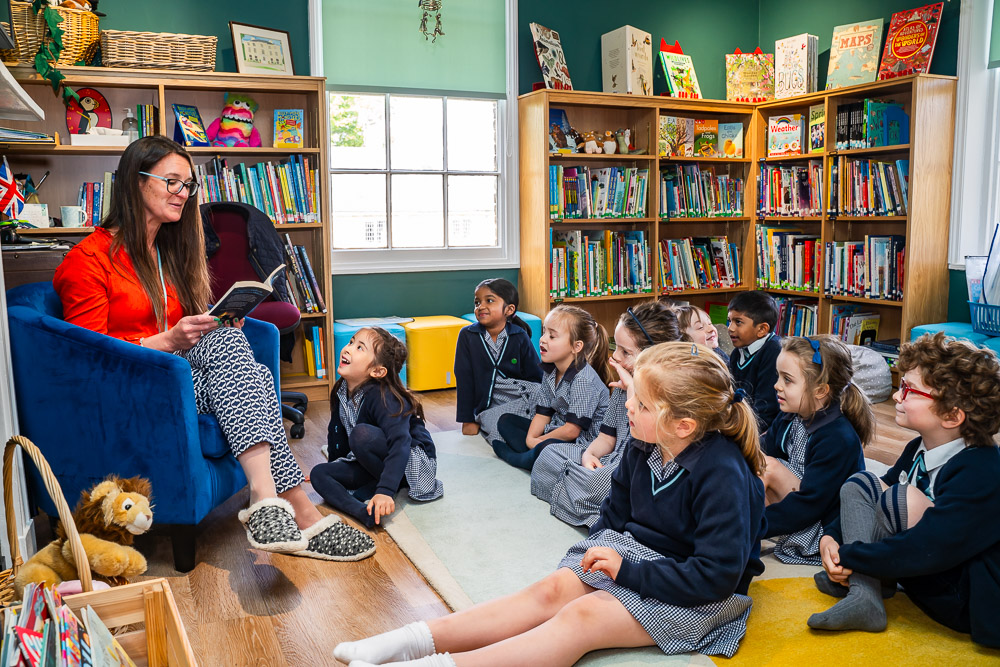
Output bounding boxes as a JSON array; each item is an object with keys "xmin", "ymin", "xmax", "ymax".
[{"xmin": 5, "ymin": 281, "xmax": 281, "ymax": 572}]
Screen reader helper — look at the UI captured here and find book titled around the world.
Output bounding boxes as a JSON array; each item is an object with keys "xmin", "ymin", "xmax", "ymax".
[
  {"xmin": 209, "ymin": 264, "xmax": 286, "ymax": 320},
  {"xmin": 877, "ymin": 3, "xmax": 944, "ymax": 79}
]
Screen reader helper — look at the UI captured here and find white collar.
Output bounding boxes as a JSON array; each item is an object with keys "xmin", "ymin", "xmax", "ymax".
[
  {"xmin": 917, "ymin": 437, "xmax": 966, "ymax": 472},
  {"xmin": 740, "ymin": 333, "xmax": 772, "ymax": 362}
]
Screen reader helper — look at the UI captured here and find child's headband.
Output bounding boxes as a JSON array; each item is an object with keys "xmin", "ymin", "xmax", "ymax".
[{"xmin": 627, "ymin": 307, "xmax": 654, "ymax": 345}]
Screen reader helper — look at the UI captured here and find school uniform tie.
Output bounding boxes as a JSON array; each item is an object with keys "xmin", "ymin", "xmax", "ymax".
[{"xmin": 911, "ymin": 451, "xmax": 932, "ymax": 499}]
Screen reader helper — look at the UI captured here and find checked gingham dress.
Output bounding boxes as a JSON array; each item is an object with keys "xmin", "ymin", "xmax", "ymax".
[
  {"xmin": 770, "ymin": 417, "xmax": 823, "ymax": 565},
  {"xmin": 531, "ymin": 388, "xmax": 629, "ymax": 527},
  {"xmin": 474, "ymin": 329, "xmax": 541, "ymax": 441}
]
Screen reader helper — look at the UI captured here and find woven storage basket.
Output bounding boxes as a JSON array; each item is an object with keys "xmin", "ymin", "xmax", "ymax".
[
  {"xmin": 100, "ymin": 30, "xmax": 216, "ymax": 71},
  {"xmin": 7, "ymin": 1, "xmax": 98, "ymax": 66}
]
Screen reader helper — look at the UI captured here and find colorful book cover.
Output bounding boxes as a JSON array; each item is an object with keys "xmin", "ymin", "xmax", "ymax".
[
  {"xmin": 659, "ymin": 52, "xmax": 702, "ymax": 98},
  {"xmin": 718, "ymin": 122, "xmax": 744, "ymax": 158},
  {"xmin": 878, "ymin": 3, "xmax": 944, "ymax": 79},
  {"xmin": 601, "ymin": 25, "xmax": 653, "ymax": 95},
  {"xmin": 693, "ymin": 119, "xmax": 719, "ymax": 157},
  {"xmin": 808, "ymin": 104, "xmax": 825, "ymax": 153},
  {"xmin": 826, "ymin": 19, "xmax": 885, "ymax": 90},
  {"xmin": 171, "ymin": 104, "xmax": 210, "ymax": 147},
  {"xmin": 273, "ymin": 109, "xmax": 304, "ymax": 148},
  {"xmin": 658, "ymin": 115, "xmax": 694, "ymax": 156},
  {"xmin": 775, "ymin": 33, "xmax": 817, "ymax": 99},
  {"xmin": 530, "ymin": 23, "xmax": 573, "ymax": 90},
  {"xmin": 767, "ymin": 114, "xmax": 805, "ymax": 157},
  {"xmin": 725, "ymin": 52, "xmax": 774, "ymax": 101}
]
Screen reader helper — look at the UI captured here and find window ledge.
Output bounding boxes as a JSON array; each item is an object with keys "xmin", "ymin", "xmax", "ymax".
[{"xmin": 331, "ymin": 248, "xmax": 520, "ymax": 274}]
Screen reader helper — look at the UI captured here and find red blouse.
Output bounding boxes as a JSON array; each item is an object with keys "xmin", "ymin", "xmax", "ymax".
[{"xmin": 53, "ymin": 227, "xmax": 184, "ymax": 344}]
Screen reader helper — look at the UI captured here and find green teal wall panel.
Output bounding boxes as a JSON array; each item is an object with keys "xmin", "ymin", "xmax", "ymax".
[
  {"xmin": 990, "ymin": 0, "xmax": 1000, "ymax": 69},
  {"xmin": 518, "ymin": 0, "xmax": 761, "ymax": 99},
  {"xmin": 948, "ymin": 269, "xmax": 971, "ymax": 323},
  {"xmin": 758, "ymin": 0, "xmax": 960, "ymax": 89},
  {"xmin": 97, "ymin": 0, "xmax": 310, "ymax": 75},
  {"xmin": 332, "ymin": 269, "xmax": 520, "ymax": 319}
]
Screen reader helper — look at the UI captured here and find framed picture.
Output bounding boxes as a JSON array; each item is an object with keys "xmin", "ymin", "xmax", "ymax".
[{"xmin": 229, "ymin": 22, "xmax": 295, "ymax": 75}]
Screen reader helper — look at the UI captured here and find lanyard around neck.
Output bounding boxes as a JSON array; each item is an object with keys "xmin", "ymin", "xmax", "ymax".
[{"xmin": 155, "ymin": 246, "xmax": 168, "ymax": 333}]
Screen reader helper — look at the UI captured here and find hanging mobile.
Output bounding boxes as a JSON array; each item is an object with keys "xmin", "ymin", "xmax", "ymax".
[{"xmin": 418, "ymin": 0, "xmax": 445, "ymax": 42}]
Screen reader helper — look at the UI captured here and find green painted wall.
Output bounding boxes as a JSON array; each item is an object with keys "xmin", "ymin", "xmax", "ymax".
[
  {"xmin": 948, "ymin": 269, "xmax": 971, "ymax": 323},
  {"xmin": 518, "ymin": 0, "xmax": 762, "ymax": 99}
]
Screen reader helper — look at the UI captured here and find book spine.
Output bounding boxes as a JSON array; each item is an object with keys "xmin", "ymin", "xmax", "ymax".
[
  {"xmin": 296, "ymin": 244, "xmax": 328, "ymax": 312},
  {"xmin": 283, "ymin": 233, "xmax": 315, "ymax": 312}
]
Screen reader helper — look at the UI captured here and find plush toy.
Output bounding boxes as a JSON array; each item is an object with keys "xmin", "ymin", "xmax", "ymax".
[
  {"xmin": 615, "ymin": 128, "xmax": 630, "ymax": 155},
  {"xmin": 14, "ymin": 476, "xmax": 153, "ymax": 598},
  {"xmin": 581, "ymin": 130, "xmax": 601, "ymax": 154},
  {"xmin": 568, "ymin": 127, "xmax": 584, "ymax": 152},
  {"xmin": 602, "ymin": 131, "xmax": 617, "ymax": 155},
  {"xmin": 206, "ymin": 93, "xmax": 262, "ymax": 148}
]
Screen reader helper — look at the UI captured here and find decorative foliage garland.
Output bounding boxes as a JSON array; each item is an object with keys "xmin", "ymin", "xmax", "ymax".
[{"xmin": 30, "ymin": 0, "xmax": 78, "ymax": 103}]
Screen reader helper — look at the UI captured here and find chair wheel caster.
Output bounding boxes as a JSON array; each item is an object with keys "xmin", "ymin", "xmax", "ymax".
[
  {"xmin": 290, "ymin": 423, "xmax": 305, "ymax": 439},
  {"xmin": 292, "ymin": 402, "xmax": 307, "ymax": 412}
]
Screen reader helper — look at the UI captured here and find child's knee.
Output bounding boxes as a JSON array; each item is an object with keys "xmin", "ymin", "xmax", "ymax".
[
  {"xmin": 841, "ymin": 471, "xmax": 881, "ymax": 502},
  {"xmin": 905, "ymin": 484, "xmax": 933, "ymax": 528},
  {"xmin": 531, "ymin": 568, "xmax": 582, "ymax": 611},
  {"xmin": 349, "ymin": 424, "xmax": 386, "ymax": 451}
]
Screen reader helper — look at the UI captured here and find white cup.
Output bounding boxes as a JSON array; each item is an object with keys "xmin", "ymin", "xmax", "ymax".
[{"xmin": 61, "ymin": 205, "xmax": 87, "ymax": 228}]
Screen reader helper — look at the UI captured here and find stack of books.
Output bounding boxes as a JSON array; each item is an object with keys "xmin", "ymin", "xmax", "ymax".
[
  {"xmin": 195, "ymin": 155, "xmax": 320, "ymax": 224},
  {"xmin": 828, "ymin": 158, "xmax": 908, "ymax": 216},
  {"xmin": 774, "ymin": 296, "xmax": 818, "ymax": 336},
  {"xmin": 659, "ymin": 236, "xmax": 742, "ymax": 292},
  {"xmin": 756, "ymin": 161, "xmax": 823, "ymax": 217},
  {"xmin": 659, "ymin": 164, "xmax": 744, "ymax": 218},
  {"xmin": 303, "ymin": 324, "xmax": 327, "ymax": 379},
  {"xmin": 824, "ymin": 236, "xmax": 906, "ymax": 301},
  {"xmin": 136, "ymin": 104, "xmax": 159, "ymax": 138},
  {"xmin": 866, "ymin": 338, "xmax": 901, "ymax": 368},
  {"xmin": 0, "ymin": 127, "xmax": 54, "ymax": 144},
  {"xmin": 548, "ymin": 165, "xmax": 649, "ymax": 219},
  {"xmin": 77, "ymin": 172, "xmax": 114, "ymax": 226},
  {"xmin": 549, "ymin": 229, "xmax": 652, "ymax": 298},
  {"xmin": 832, "ymin": 304, "xmax": 881, "ymax": 346},
  {"xmin": 283, "ymin": 234, "xmax": 327, "ymax": 314},
  {"xmin": 755, "ymin": 226, "xmax": 822, "ymax": 292}
]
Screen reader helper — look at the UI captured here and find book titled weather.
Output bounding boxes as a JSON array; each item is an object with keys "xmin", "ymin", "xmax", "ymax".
[
  {"xmin": 171, "ymin": 104, "xmax": 210, "ymax": 147},
  {"xmin": 826, "ymin": 19, "xmax": 885, "ymax": 90},
  {"xmin": 767, "ymin": 114, "xmax": 805, "ymax": 157},
  {"xmin": 878, "ymin": 3, "xmax": 944, "ymax": 79},
  {"xmin": 273, "ymin": 109, "xmax": 304, "ymax": 148}
]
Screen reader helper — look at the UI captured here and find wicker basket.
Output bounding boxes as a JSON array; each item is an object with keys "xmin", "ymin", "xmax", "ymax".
[
  {"xmin": 100, "ymin": 29, "xmax": 217, "ymax": 71},
  {"xmin": 6, "ymin": 1, "xmax": 98, "ymax": 66}
]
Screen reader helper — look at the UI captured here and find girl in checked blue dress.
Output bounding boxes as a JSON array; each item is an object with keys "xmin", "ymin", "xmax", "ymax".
[{"xmin": 334, "ymin": 342, "xmax": 768, "ymax": 667}]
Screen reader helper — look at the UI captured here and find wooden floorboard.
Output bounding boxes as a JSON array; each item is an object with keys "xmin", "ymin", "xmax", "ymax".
[{"xmin": 132, "ymin": 389, "xmax": 912, "ymax": 666}]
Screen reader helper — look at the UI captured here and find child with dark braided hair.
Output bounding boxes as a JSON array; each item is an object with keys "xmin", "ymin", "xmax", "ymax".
[{"xmin": 311, "ymin": 328, "xmax": 443, "ymax": 531}]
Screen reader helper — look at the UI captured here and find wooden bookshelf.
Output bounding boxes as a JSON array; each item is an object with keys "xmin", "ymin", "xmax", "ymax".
[
  {"xmin": 520, "ymin": 73, "xmax": 955, "ymax": 345},
  {"xmin": 2, "ymin": 66, "xmax": 333, "ymax": 401}
]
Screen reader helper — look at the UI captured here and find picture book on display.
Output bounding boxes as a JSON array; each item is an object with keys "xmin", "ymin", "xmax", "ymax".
[
  {"xmin": 827, "ymin": 19, "xmax": 885, "ymax": 89},
  {"xmin": 809, "ymin": 104, "xmax": 825, "ymax": 153},
  {"xmin": 172, "ymin": 104, "xmax": 209, "ymax": 147},
  {"xmin": 273, "ymin": 109, "xmax": 304, "ymax": 148},
  {"xmin": 693, "ymin": 120, "xmax": 718, "ymax": 157},
  {"xmin": 659, "ymin": 51, "xmax": 702, "ymax": 99},
  {"xmin": 209, "ymin": 264, "xmax": 287, "ymax": 320},
  {"xmin": 719, "ymin": 122, "xmax": 744, "ymax": 158},
  {"xmin": 775, "ymin": 33, "xmax": 818, "ymax": 99},
  {"xmin": 767, "ymin": 114, "xmax": 806, "ymax": 157},
  {"xmin": 725, "ymin": 49, "xmax": 774, "ymax": 102},
  {"xmin": 658, "ymin": 115, "xmax": 694, "ymax": 157},
  {"xmin": 530, "ymin": 23, "xmax": 573, "ymax": 90},
  {"xmin": 601, "ymin": 25, "xmax": 653, "ymax": 95},
  {"xmin": 878, "ymin": 3, "xmax": 944, "ymax": 79}
]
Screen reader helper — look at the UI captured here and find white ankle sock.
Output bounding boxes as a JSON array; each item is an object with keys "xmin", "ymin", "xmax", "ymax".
[
  {"xmin": 333, "ymin": 621, "xmax": 435, "ymax": 664},
  {"xmin": 348, "ymin": 654, "xmax": 455, "ymax": 667}
]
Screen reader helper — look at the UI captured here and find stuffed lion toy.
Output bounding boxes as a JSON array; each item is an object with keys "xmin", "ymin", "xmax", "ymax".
[{"xmin": 14, "ymin": 476, "xmax": 153, "ymax": 598}]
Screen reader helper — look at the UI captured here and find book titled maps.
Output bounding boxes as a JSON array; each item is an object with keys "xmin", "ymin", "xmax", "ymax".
[
  {"xmin": 827, "ymin": 19, "xmax": 885, "ymax": 90},
  {"xmin": 530, "ymin": 23, "xmax": 573, "ymax": 90},
  {"xmin": 767, "ymin": 114, "xmax": 806, "ymax": 157},
  {"xmin": 725, "ymin": 49, "xmax": 774, "ymax": 102},
  {"xmin": 659, "ymin": 51, "xmax": 702, "ymax": 99},
  {"xmin": 775, "ymin": 33, "xmax": 818, "ymax": 99},
  {"xmin": 878, "ymin": 3, "xmax": 944, "ymax": 79}
]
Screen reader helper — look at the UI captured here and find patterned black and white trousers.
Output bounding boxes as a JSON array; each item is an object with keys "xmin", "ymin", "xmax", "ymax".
[{"xmin": 178, "ymin": 326, "xmax": 305, "ymax": 494}]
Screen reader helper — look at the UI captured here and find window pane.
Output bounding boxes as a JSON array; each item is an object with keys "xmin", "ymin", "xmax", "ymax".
[
  {"xmin": 447, "ymin": 99, "xmax": 498, "ymax": 172},
  {"xmin": 391, "ymin": 174, "xmax": 444, "ymax": 248},
  {"xmin": 390, "ymin": 96, "xmax": 443, "ymax": 170},
  {"xmin": 331, "ymin": 174, "xmax": 387, "ymax": 249},
  {"xmin": 448, "ymin": 175, "xmax": 498, "ymax": 247},
  {"xmin": 329, "ymin": 93, "xmax": 386, "ymax": 170}
]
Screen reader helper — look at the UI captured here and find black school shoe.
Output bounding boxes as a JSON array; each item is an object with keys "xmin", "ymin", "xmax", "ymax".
[
  {"xmin": 292, "ymin": 513, "xmax": 376, "ymax": 561},
  {"xmin": 813, "ymin": 571, "xmax": 897, "ymax": 598},
  {"xmin": 237, "ymin": 498, "xmax": 308, "ymax": 553}
]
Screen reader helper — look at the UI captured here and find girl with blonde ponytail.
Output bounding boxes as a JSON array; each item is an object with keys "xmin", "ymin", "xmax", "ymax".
[{"xmin": 760, "ymin": 335, "xmax": 875, "ymax": 565}]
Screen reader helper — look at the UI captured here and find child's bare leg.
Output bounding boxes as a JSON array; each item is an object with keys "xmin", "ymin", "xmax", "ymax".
[
  {"xmin": 452, "ymin": 590, "xmax": 653, "ymax": 667},
  {"xmin": 761, "ymin": 456, "xmax": 800, "ymax": 505},
  {"xmin": 905, "ymin": 484, "xmax": 933, "ymax": 527},
  {"xmin": 430, "ymin": 568, "xmax": 592, "ymax": 654}
]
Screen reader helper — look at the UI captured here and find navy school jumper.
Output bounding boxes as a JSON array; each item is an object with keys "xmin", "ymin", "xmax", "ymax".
[
  {"xmin": 761, "ymin": 403, "xmax": 865, "ymax": 538},
  {"xmin": 729, "ymin": 335, "xmax": 782, "ymax": 429},
  {"xmin": 327, "ymin": 382, "xmax": 436, "ymax": 497},
  {"xmin": 592, "ymin": 433, "xmax": 767, "ymax": 607},
  {"xmin": 454, "ymin": 321, "xmax": 543, "ymax": 423},
  {"xmin": 827, "ymin": 437, "xmax": 1000, "ymax": 648}
]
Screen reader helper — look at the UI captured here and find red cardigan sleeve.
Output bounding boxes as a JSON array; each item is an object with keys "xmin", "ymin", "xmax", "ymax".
[{"xmin": 54, "ymin": 244, "xmax": 114, "ymax": 336}]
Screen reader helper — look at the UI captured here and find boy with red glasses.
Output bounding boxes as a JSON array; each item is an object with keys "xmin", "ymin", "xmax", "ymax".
[{"xmin": 808, "ymin": 332, "xmax": 1000, "ymax": 647}]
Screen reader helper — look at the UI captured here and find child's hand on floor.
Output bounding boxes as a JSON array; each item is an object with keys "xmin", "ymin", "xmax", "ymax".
[
  {"xmin": 367, "ymin": 493, "xmax": 395, "ymax": 525},
  {"xmin": 462, "ymin": 422, "xmax": 481, "ymax": 436},
  {"xmin": 820, "ymin": 535, "xmax": 852, "ymax": 582},
  {"xmin": 581, "ymin": 452, "xmax": 604, "ymax": 470},
  {"xmin": 581, "ymin": 546, "xmax": 622, "ymax": 580},
  {"xmin": 608, "ymin": 356, "xmax": 634, "ymax": 391}
]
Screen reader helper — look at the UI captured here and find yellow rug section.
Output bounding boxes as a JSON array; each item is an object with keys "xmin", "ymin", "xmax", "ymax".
[{"xmin": 715, "ymin": 577, "xmax": 1000, "ymax": 665}]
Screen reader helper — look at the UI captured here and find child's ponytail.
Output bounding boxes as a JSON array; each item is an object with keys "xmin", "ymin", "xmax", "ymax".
[
  {"xmin": 719, "ymin": 389, "xmax": 766, "ymax": 476},
  {"xmin": 549, "ymin": 305, "xmax": 613, "ymax": 386},
  {"xmin": 840, "ymin": 381, "xmax": 876, "ymax": 447},
  {"xmin": 476, "ymin": 278, "xmax": 531, "ymax": 335},
  {"xmin": 510, "ymin": 314, "xmax": 531, "ymax": 336},
  {"xmin": 588, "ymin": 322, "xmax": 613, "ymax": 387},
  {"xmin": 365, "ymin": 327, "xmax": 425, "ymax": 420}
]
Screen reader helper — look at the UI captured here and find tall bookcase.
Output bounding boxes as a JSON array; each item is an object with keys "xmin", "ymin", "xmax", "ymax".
[
  {"xmin": 519, "ymin": 74, "xmax": 956, "ymax": 357},
  {"xmin": 2, "ymin": 66, "xmax": 333, "ymax": 401}
]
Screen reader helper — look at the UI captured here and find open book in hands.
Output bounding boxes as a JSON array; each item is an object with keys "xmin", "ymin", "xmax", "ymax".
[{"xmin": 208, "ymin": 264, "xmax": 286, "ymax": 321}]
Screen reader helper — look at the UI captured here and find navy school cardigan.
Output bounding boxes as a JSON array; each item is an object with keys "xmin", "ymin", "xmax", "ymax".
[
  {"xmin": 762, "ymin": 403, "xmax": 865, "ymax": 538},
  {"xmin": 454, "ymin": 321, "xmax": 543, "ymax": 423},
  {"xmin": 729, "ymin": 334, "xmax": 782, "ymax": 429},
  {"xmin": 327, "ymin": 382, "xmax": 436, "ymax": 498},
  {"xmin": 592, "ymin": 433, "xmax": 767, "ymax": 608}
]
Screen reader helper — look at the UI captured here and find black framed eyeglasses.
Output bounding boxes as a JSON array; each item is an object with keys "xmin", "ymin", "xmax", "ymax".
[
  {"xmin": 139, "ymin": 171, "xmax": 200, "ymax": 196},
  {"xmin": 899, "ymin": 378, "xmax": 934, "ymax": 401}
]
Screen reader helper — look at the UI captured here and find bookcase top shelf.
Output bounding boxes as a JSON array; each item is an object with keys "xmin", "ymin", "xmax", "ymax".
[
  {"xmin": 661, "ymin": 286, "xmax": 748, "ymax": 297},
  {"xmin": 661, "ymin": 156, "xmax": 751, "ymax": 164},
  {"xmin": 830, "ymin": 144, "xmax": 911, "ymax": 156},
  {"xmin": 552, "ymin": 217, "xmax": 657, "ymax": 224},
  {"xmin": 6, "ymin": 65, "xmax": 326, "ymax": 92},
  {"xmin": 760, "ymin": 153, "xmax": 824, "ymax": 162},
  {"xmin": 755, "ymin": 73, "xmax": 956, "ymax": 108},
  {"xmin": 549, "ymin": 153, "xmax": 655, "ymax": 162}
]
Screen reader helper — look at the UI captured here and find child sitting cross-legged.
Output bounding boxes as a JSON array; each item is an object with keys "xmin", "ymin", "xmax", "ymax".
[
  {"xmin": 760, "ymin": 335, "xmax": 874, "ymax": 565},
  {"xmin": 809, "ymin": 332, "xmax": 1000, "ymax": 648},
  {"xmin": 727, "ymin": 291, "xmax": 782, "ymax": 428},
  {"xmin": 310, "ymin": 327, "xmax": 443, "ymax": 533},
  {"xmin": 333, "ymin": 342, "xmax": 767, "ymax": 666}
]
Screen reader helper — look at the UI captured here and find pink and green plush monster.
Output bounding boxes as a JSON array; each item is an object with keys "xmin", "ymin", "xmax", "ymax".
[{"xmin": 206, "ymin": 93, "xmax": 262, "ymax": 147}]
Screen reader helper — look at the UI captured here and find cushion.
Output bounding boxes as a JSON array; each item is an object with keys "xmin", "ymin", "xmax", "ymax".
[
  {"xmin": 910, "ymin": 322, "xmax": 990, "ymax": 345},
  {"xmin": 849, "ymin": 344, "xmax": 893, "ymax": 404}
]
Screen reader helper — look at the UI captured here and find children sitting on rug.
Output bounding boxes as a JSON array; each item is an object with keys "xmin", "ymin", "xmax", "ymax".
[
  {"xmin": 530, "ymin": 301, "xmax": 682, "ymax": 527},
  {"xmin": 454, "ymin": 278, "xmax": 543, "ymax": 440},
  {"xmin": 727, "ymin": 291, "xmax": 782, "ymax": 429},
  {"xmin": 334, "ymin": 341, "xmax": 767, "ymax": 666},
  {"xmin": 810, "ymin": 332, "xmax": 1000, "ymax": 649},
  {"xmin": 490, "ymin": 304, "xmax": 612, "ymax": 470},
  {"xmin": 672, "ymin": 304, "xmax": 729, "ymax": 362},
  {"xmin": 760, "ymin": 336, "xmax": 873, "ymax": 565},
  {"xmin": 311, "ymin": 327, "xmax": 443, "ymax": 532}
]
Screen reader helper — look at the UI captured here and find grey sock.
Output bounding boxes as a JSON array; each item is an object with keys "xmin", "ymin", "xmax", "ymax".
[
  {"xmin": 807, "ymin": 573, "xmax": 887, "ymax": 632},
  {"xmin": 813, "ymin": 571, "xmax": 848, "ymax": 598}
]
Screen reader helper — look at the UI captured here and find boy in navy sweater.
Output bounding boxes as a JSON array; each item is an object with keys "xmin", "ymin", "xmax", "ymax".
[
  {"xmin": 727, "ymin": 291, "xmax": 781, "ymax": 428},
  {"xmin": 810, "ymin": 332, "xmax": 1000, "ymax": 648}
]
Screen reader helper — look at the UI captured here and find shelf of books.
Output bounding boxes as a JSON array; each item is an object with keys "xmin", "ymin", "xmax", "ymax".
[{"xmin": 2, "ymin": 66, "xmax": 333, "ymax": 400}]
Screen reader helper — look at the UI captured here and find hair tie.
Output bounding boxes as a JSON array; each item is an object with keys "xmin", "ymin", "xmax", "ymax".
[
  {"xmin": 731, "ymin": 387, "xmax": 747, "ymax": 404},
  {"xmin": 627, "ymin": 307, "xmax": 654, "ymax": 345},
  {"xmin": 808, "ymin": 338, "xmax": 823, "ymax": 366}
]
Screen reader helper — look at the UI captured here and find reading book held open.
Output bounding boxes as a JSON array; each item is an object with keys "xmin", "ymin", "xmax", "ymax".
[{"xmin": 209, "ymin": 263, "xmax": 286, "ymax": 320}]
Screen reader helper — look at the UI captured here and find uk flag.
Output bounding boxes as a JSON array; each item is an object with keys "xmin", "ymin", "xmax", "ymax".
[{"xmin": 0, "ymin": 157, "xmax": 24, "ymax": 219}]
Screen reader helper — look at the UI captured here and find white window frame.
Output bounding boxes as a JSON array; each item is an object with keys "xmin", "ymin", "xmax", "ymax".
[
  {"xmin": 309, "ymin": 0, "xmax": 520, "ymax": 274},
  {"xmin": 949, "ymin": 0, "xmax": 1000, "ymax": 269}
]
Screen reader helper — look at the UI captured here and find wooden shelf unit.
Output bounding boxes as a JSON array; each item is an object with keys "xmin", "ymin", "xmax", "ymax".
[
  {"xmin": 520, "ymin": 74, "xmax": 956, "ymax": 344},
  {"xmin": 3, "ymin": 66, "xmax": 333, "ymax": 400}
]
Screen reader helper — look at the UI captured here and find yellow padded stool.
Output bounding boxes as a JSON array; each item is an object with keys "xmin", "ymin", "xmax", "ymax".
[{"xmin": 402, "ymin": 316, "xmax": 468, "ymax": 391}]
